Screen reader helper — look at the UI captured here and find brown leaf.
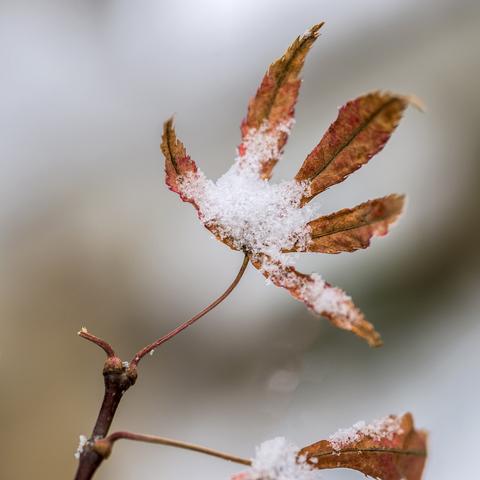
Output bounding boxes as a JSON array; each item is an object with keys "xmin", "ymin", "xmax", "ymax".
[
  {"xmin": 299, "ymin": 413, "xmax": 427, "ymax": 480},
  {"xmin": 161, "ymin": 118, "xmax": 240, "ymax": 248},
  {"xmin": 239, "ymin": 23, "xmax": 324, "ymax": 180},
  {"xmin": 296, "ymin": 92, "xmax": 409, "ymax": 203},
  {"xmin": 161, "ymin": 117, "xmax": 198, "ymax": 203},
  {"xmin": 250, "ymin": 254, "xmax": 382, "ymax": 347},
  {"xmin": 289, "ymin": 194, "xmax": 405, "ymax": 254}
]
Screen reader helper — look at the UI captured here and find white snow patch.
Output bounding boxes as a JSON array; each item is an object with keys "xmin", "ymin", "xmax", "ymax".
[
  {"xmin": 178, "ymin": 121, "xmax": 354, "ymax": 320},
  {"xmin": 179, "ymin": 121, "xmax": 318, "ymax": 264},
  {"xmin": 328, "ymin": 415, "xmax": 403, "ymax": 451},
  {"xmin": 259, "ymin": 261, "xmax": 355, "ymax": 322},
  {"xmin": 301, "ymin": 274, "xmax": 353, "ymax": 320},
  {"xmin": 239, "ymin": 437, "xmax": 322, "ymax": 480},
  {"xmin": 74, "ymin": 434, "xmax": 88, "ymax": 460}
]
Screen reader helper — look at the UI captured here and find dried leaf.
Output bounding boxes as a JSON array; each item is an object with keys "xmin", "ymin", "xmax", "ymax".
[
  {"xmin": 161, "ymin": 118, "xmax": 239, "ymax": 247},
  {"xmin": 161, "ymin": 117, "xmax": 198, "ymax": 203},
  {"xmin": 251, "ymin": 254, "xmax": 382, "ymax": 347},
  {"xmin": 239, "ymin": 23, "xmax": 324, "ymax": 180},
  {"xmin": 289, "ymin": 194, "xmax": 405, "ymax": 254},
  {"xmin": 296, "ymin": 92, "xmax": 409, "ymax": 203},
  {"xmin": 161, "ymin": 25, "xmax": 414, "ymax": 347},
  {"xmin": 299, "ymin": 413, "xmax": 427, "ymax": 480}
]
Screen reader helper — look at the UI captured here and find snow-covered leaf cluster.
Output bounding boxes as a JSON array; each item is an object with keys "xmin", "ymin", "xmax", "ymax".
[{"xmin": 161, "ymin": 23, "xmax": 411, "ymax": 347}]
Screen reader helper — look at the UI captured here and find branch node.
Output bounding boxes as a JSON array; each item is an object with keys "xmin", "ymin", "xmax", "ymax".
[{"xmin": 92, "ymin": 439, "xmax": 112, "ymax": 459}]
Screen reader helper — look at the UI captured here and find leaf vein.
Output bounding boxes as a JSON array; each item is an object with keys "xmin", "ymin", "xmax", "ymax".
[{"xmin": 308, "ymin": 97, "xmax": 399, "ymax": 183}]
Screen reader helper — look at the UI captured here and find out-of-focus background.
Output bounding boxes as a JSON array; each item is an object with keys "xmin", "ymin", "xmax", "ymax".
[{"xmin": 1, "ymin": 1, "xmax": 479, "ymax": 479}]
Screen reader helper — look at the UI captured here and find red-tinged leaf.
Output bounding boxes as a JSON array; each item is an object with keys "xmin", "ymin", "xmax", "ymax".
[
  {"xmin": 250, "ymin": 254, "xmax": 382, "ymax": 347},
  {"xmin": 239, "ymin": 23, "xmax": 324, "ymax": 180},
  {"xmin": 161, "ymin": 118, "xmax": 242, "ymax": 249},
  {"xmin": 296, "ymin": 92, "xmax": 409, "ymax": 203},
  {"xmin": 299, "ymin": 413, "xmax": 428, "ymax": 480},
  {"xmin": 161, "ymin": 117, "xmax": 198, "ymax": 204},
  {"xmin": 288, "ymin": 194, "xmax": 405, "ymax": 254},
  {"xmin": 162, "ymin": 26, "xmax": 416, "ymax": 342}
]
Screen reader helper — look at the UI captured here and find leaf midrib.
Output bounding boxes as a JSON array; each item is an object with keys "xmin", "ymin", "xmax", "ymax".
[
  {"xmin": 165, "ymin": 122, "xmax": 179, "ymax": 174},
  {"xmin": 307, "ymin": 97, "xmax": 399, "ymax": 183},
  {"xmin": 310, "ymin": 447, "xmax": 427, "ymax": 458},
  {"xmin": 309, "ymin": 214, "xmax": 391, "ymax": 240},
  {"xmin": 258, "ymin": 33, "xmax": 314, "ymax": 124}
]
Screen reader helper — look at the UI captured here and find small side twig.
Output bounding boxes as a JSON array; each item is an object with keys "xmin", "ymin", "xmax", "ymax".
[
  {"xmin": 75, "ymin": 332, "xmax": 137, "ymax": 480},
  {"xmin": 130, "ymin": 253, "xmax": 249, "ymax": 368},
  {"xmin": 94, "ymin": 431, "xmax": 252, "ymax": 466},
  {"xmin": 78, "ymin": 327, "xmax": 116, "ymax": 358}
]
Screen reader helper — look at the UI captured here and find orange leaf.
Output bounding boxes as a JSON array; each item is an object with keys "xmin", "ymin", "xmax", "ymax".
[
  {"xmin": 251, "ymin": 254, "xmax": 382, "ymax": 347},
  {"xmin": 239, "ymin": 23, "xmax": 324, "ymax": 180},
  {"xmin": 296, "ymin": 92, "xmax": 409, "ymax": 203},
  {"xmin": 290, "ymin": 194, "xmax": 405, "ymax": 254},
  {"xmin": 299, "ymin": 413, "xmax": 427, "ymax": 480},
  {"xmin": 161, "ymin": 117, "xmax": 198, "ymax": 203}
]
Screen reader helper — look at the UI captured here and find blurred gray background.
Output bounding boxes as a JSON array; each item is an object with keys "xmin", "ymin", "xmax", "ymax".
[{"xmin": 1, "ymin": 1, "xmax": 479, "ymax": 478}]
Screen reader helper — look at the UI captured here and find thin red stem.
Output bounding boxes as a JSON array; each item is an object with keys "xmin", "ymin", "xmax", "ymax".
[
  {"xmin": 96, "ymin": 431, "xmax": 251, "ymax": 466},
  {"xmin": 78, "ymin": 328, "xmax": 116, "ymax": 357},
  {"xmin": 130, "ymin": 253, "xmax": 249, "ymax": 368}
]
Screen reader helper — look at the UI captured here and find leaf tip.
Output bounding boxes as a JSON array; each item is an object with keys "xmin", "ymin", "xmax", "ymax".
[
  {"xmin": 370, "ymin": 336, "xmax": 383, "ymax": 348},
  {"xmin": 387, "ymin": 192, "xmax": 407, "ymax": 219},
  {"xmin": 403, "ymin": 93, "xmax": 426, "ymax": 112},
  {"xmin": 163, "ymin": 115, "xmax": 175, "ymax": 131},
  {"xmin": 381, "ymin": 90, "xmax": 425, "ymax": 112},
  {"xmin": 305, "ymin": 22, "xmax": 325, "ymax": 38}
]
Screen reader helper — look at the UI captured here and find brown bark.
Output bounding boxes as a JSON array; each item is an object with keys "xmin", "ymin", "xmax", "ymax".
[{"xmin": 74, "ymin": 357, "xmax": 137, "ymax": 480}]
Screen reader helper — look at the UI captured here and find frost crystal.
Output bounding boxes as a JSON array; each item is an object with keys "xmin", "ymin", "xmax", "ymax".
[
  {"xmin": 238, "ymin": 437, "xmax": 321, "ymax": 480},
  {"xmin": 179, "ymin": 122, "xmax": 318, "ymax": 264},
  {"xmin": 74, "ymin": 434, "xmax": 88, "ymax": 460},
  {"xmin": 329, "ymin": 415, "xmax": 403, "ymax": 451}
]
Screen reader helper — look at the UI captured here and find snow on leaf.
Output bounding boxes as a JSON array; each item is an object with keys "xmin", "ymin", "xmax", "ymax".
[
  {"xmin": 251, "ymin": 254, "xmax": 382, "ymax": 347},
  {"xmin": 288, "ymin": 194, "xmax": 405, "ymax": 254},
  {"xmin": 237, "ymin": 120, "xmax": 295, "ymax": 179},
  {"xmin": 240, "ymin": 23, "xmax": 324, "ymax": 180},
  {"xmin": 298, "ymin": 413, "xmax": 427, "ymax": 480},
  {"xmin": 177, "ymin": 124, "xmax": 318, "ymax": 258},
  {"xmin": 295, "ymin": 92, "xmax": 409, "ymax": 203},
  {"xmin": 232, "ymin": 437, "xmax": 322, "ymax": 480},
  {"xmin": 161, "ymin": 24, "xmax": 414, "ymax": 346}
]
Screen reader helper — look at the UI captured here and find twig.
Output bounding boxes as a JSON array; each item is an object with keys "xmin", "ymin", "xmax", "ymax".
[
  {"xmin": 94, "ymin": 431, "xmax": 252, "ymax": 466},
  {"xmin": 78, "ymin": 327, "xmax": 116, "ymax": 358},
  {"xmin": 74, "ymin": 254, "xmax": 249, "ymax": 480},
  {"xmin": 74, "ymin": 333, "xmax": 137, "ymax": 480},
  {"xmin": 130, "ymin": 253, "xmax": 249, "ymax": 368}
]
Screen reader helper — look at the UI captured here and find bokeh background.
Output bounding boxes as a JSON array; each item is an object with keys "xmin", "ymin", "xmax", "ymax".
[{"xmin": 1, "ymin": 1, "xmax": 479, "ymax": 478}]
